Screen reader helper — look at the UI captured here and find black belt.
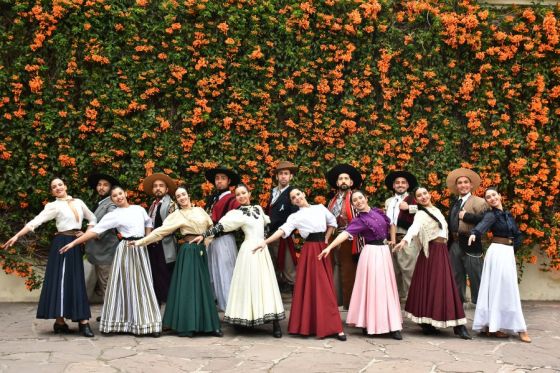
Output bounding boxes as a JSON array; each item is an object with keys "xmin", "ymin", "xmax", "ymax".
[
  {"xmin": 121, "ymin": 236, "xmax": 144, "ymax": 241},
  {"xmin": 365, "ymin": 239, "xmax": 385, "ymax": 245},
  {"xmin": 306, "ymin": 232, "xmax": 325, "ymax": 242}
]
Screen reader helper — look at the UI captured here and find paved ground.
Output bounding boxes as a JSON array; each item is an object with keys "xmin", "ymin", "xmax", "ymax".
[{"xmin": 0, "ymin": 298, "xmax": 559, "ymax": 373}]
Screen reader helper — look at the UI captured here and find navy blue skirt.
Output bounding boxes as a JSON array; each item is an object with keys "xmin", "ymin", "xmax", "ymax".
[{"xmin": 36, "ymin": 235, "xmax": 91, "ymax": 321}]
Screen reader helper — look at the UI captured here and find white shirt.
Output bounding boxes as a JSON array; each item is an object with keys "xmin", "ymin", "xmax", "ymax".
[
  {"xmin": 458, "ymin": 192, "xmax": 471, "ymax": 209},
  {"xmin": 271, "ymin": 185, "xmax": 289, "ymax": 205},
  {"xmin": 91, "ymin": 205, "xmax": 153, "ymax": 238},
  {"xmin": 279, "ymin": 204, "xmax": 337, "ymax": 239},
  {"xmin": 386, "ymin": 193, "xmax": 406, "ymax": 225},
  {"xmin": 26, "ymin": 197, "xmax": 96, "ymax": 232}
]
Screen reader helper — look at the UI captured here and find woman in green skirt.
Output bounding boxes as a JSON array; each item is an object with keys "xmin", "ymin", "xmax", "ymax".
[{"xmin": 134, "ymin": 187, "xmax": 222, "ymax": 337}]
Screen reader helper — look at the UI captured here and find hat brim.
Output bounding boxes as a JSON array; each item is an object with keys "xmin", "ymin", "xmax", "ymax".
[
  {"xmin": 204, "ymin": 167, "xmax": 240, "ymax": 186},
  {"xmin": 143, "ymin": 173, "xmax": 177, "ymax": 196},
  {"xmin": 87, "ymin": 173, "xmax": 119, "ymax": 190},
  {"xmin": 326, "ymin": 164, "xmax": 362, "ymax": 189},
  {"xmin": 384, "ymin": 171, "xmax": 418, "ymax": 191},
  {"xmin": 272, "ymin": 166, "xmax": 298, "ymax": 175},
  {"xmin": 446, "ymin": 168, "xmax": 481, "ymax": 195}
]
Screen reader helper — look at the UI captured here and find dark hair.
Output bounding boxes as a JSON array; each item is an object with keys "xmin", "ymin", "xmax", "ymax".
[
  {"xmin": 110, "ymin": 185, "xmax": 125, "ymax": 193},
  {"xmin": 235, "ymin": 183, "xmax": 250, "ymax": 192},
  {"xmin": 350, "ymin": 190, "xmax": 368, "ymax": 200},
  {"xmin": 484, "ymin": 187, "xmax": 499, "ymax": 196},
  {"xmin": 49, "ymin": 177, "xmax": 66, "ymax": 188}
]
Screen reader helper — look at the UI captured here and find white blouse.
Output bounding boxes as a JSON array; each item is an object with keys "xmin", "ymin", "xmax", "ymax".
[
  {"xmin": 91, "ymin": 205, "xmax": 153, "ymax": 238},
  {"xmin": 279, "ymin": 204, "xmax": 337, "ymax": 239},
  {"xmin": 26, "ymin": 197, "xmax": 96, "ymax": 232}
]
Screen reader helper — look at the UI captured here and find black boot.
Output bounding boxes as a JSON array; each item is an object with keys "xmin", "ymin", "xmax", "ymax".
[
  {"xmin": 390, "ymin": 330, "xmax": 403, "ymax": 340},
  {"xmin": 454, "ymin": 325, "xmax": 472, "ymax": 340},
  {"xmin": 53, "ymin": 322, "xmax": 70, "ymax": 334},
  {"xmin": 420, "ymin": 323, "xmax": 439, "ymax": 335},
  {"xmin": 78, "ymin": 323, "xmax": 94, "ymax": 337},
  {"xmin": 212, "ymin": 330, "xmax": 224, "ymax": 337},
  {"xmin": 272, "ymin": 320, "xmax": 282, "ymax": 338}
]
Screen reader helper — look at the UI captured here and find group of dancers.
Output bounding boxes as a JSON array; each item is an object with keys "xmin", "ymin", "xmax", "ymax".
[{"xmin": 2, "ymin": 162, "xmax": 531, "ymax": 343}]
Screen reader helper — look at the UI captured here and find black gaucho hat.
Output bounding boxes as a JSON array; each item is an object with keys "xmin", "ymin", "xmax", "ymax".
[
  {"xmin": 326, "ymin": 164, "xmax": 363, "ymax": 189},
  {"xmin": 204, "ymin": 166, "xmax": 241, "ymax": 186},
  {"xmin": 384, "ymin": 171, "xmax": 418, "ymax": 192},
  {"xmin": 87, "ymin": 172, "xmax": 119, "ymax": 190}
]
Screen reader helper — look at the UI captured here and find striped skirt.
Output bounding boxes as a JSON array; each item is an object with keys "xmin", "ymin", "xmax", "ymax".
[{"xmin": 99, "ymin": 241, "xmax": 162, "ymax": 335}]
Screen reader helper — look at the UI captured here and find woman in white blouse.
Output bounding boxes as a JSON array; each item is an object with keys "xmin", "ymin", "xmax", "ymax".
[
  {"xmin": 60, "ymin": 186, "xmax": 162, "ymax": 337},
  {"xmin": 394, "ymin": 187, "xmax": 471, "ymax": 339},
  {"xmin": 3, "ymin": 177, "xmax": 96, "ymax": 337},
  {"xmin": 254, "ymin": 188, "xmax": 347, "ymax": 341}
]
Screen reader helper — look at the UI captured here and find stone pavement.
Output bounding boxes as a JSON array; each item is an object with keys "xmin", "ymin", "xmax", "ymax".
[{"xmin": 0, "ymin": 299, "xmax": 559, "ymax": 373}]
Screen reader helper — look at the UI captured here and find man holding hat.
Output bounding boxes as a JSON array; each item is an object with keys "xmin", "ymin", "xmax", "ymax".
[
  {"xmin": 204, "ymin": 166, "xmax": 241, "ymax": 311},
  {"xmin": 446, "ymin": 168, "xmax": 488, "ymax": 305},
  {"xmin": 143, "ymin": 172, "xmax": 178, "ymax": 305},
  {"xmin": 384, "ymin": 171, "xmax": 419, "ymax": 301},
  {"xmin": 265, "ymin": 161, "xmax": 299, "ymax": 293},
  {"xmin": 326, "ymin": 163, "xmax": 364, "ymax": 309},
  {"xmin": 85, "ymin": 172, "xmax": 120, "ymax": 305}
]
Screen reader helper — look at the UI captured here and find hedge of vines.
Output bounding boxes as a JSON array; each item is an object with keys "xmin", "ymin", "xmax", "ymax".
[{"xmin": 1, "ymin": 0, "xmax": 558, "ymax": 290}]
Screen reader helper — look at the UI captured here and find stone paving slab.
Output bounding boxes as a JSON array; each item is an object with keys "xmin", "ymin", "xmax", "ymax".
[{"xmin": 0, "ymin": 301, "xmax": 558, "ymax": 372}]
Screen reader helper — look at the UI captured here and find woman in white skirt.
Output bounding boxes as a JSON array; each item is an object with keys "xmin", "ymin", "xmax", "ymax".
[
  {"xmin": 318, "ymin": 190, "xmax": 402, "ymax": 340},
  {"xmin": 192, "ymin": 184, "xmax": 285, "ymax": 337},
  {"xmin": 60, "ymin": 186, "xmax": 162, "ymax": 337},
  {"xmin": 468, "ymin": 187, "xmax": 531, "ymax": 343}
]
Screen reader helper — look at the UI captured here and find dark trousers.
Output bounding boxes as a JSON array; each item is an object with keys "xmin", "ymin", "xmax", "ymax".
[{"xmin": 449, "ymin": 240, "xmax": 483, "ymax": 304}]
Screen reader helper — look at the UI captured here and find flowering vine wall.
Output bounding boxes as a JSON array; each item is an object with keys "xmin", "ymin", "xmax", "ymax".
[{"xmin": 0, "ymin": 0, "xmax": 558, "ymax": 289}]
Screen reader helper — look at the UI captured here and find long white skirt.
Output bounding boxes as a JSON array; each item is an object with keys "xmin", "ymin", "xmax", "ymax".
[
  {"xmin": 207, "ymin": 233, "xmax": 238, "ymax": 311},
  {"xmin": 472, "ymin": 243, "xmax": 527, "ymax": 333},
  {"xmin": 100, "ymin": 241, "xmax": 162, "ymax": 334},
  {"xmin": 224, "ymin": 240, "xmax": 285, "ymax": 326}
]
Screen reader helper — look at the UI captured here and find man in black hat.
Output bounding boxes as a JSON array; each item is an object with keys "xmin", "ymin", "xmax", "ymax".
[
  {"xmin": 326, "ymin": 163, "xmax": 364, "ymax": 309},
  {"xmin": 265, "ymin": 161, "xmax": 299, "ymax": 293},
  {"xmin": 384, "ymin": 171, "xmax": 419, "ymax": 301},
  {"xmin": 85, "ymin": 173, "xmax": 120, "ymax": 308},
  {"xmin": 204, "ymin": 166, "xmax": 241, "ymax": 311},
  {"xmin": 143, "ymin": 172, "xmax": 178, "ymax": 305}
]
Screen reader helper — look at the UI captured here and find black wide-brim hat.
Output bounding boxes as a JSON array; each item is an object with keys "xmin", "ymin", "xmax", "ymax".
[
  {"xmin": 384, "ymin": 171, "xmax": 418, "ymax": 192},
  {"xmin": 87, "ymin": 172, "xmax": 119, "ymax": 190},
  {"xmin": 326, "ymin": 164, "xmax": 362, "ymax": 189},
  {"xmin": 204, "ymin": 166, "xmax": 240, "ymax": 186}
]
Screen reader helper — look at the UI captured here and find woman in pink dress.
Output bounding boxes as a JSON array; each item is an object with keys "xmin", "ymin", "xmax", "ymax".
[{"xmin": 319, "ymin": 190, "xmax": 402, "ymax": 339}]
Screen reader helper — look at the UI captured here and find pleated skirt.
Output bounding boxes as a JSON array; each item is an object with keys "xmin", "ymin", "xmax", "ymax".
[
  {"xmin": 404, "ymin": 241, "xmax": 467, "ymax": 327},
  {"xmin": 288, "ymin": 241, "xmax": 343, "ymax": 338},
  {"xmin": 162, "ymin": 243, "xmax": 221, "ymax": 334},
  {"xmin": 99, "ymin": 241, "xmax": 161, "ymax": 334},
  {"xmin": 224, "ymin": 240, "xmax": 285, "ymax": 326},
  {"xmin": 473, "ymin": 243, "xmax": 527, "ymax": 333},
  {"xmin": 207, "ymin": 233, "xmax": 237, "ymax": 311},
  {"xmin": 36, "ymin": 235, "xmax": 91, "ymax": 321},
  {"xmin": 346, "ymin": 244, "xmax": 402, "ymax": 334}
]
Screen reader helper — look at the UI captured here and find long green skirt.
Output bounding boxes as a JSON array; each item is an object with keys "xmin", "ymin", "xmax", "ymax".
[{"xmin": 162, "ymin": 242, "xmax": 221, "ymax": 335}]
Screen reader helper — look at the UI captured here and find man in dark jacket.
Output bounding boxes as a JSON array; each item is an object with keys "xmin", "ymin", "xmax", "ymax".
[{"xmin": 265, "ymin": 161, "xmax": 299, "ymax": 293}]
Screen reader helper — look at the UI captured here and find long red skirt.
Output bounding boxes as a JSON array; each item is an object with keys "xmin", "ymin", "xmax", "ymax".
[
  {"xmin": 288, "ymin": 241, "xmax": 343, "ymax": 338},
  {"xmin": 404, "ymin": 241, "xmax": 467, "ymax": 328}
]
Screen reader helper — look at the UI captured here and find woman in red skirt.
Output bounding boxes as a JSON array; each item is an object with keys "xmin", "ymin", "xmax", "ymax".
[
  {"xmin": 254, "ymin": 188, "xmax": 346, "ymax": 341},
  {"xmin": 393, "ymin": 187, "xmax": 471, "ymax": 339}
]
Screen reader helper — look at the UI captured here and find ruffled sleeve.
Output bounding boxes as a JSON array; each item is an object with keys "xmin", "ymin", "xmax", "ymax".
[
  {"xmin": 91, "ymin": 210, "xmax": 120, "ymax": 235},
  {"xmin": 78, "ymin": 199, "xmax": 97, "ymax": 226},
  {"xmin": 204, "ymin": 209, "xmax": 245, "ymax": 237}
]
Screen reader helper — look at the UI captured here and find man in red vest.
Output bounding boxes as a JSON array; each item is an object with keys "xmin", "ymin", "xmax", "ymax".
[
  {"xmin": 204, "ymin": 166, "xmax": 241, "ymax": 311},
  {"xmin": 326, "ymin": 164, "xmax": 364, "ymax": 309}
]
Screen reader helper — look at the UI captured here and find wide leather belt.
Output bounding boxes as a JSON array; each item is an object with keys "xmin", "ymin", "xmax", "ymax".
[
  {"xmin": 365, "ymin": 239, "xmax": 385, "ymax": 245},
  {"xmin": 432, "ymin": 237, "xmax": 448, "ymax": 243},
  {"xmin": 306, "ymin": 232, "xmax": 325, "ymax": 242},
  {"xmin": 492, "ymin": 236, "xmax": 514, "ymax": 245},
  {"xmin": 177, "ymin": 235, "xmax": 200, "ymax": 244},
  {"xmin": 55, "ymin": 229, "xmax": 82, "ymax": 236}
]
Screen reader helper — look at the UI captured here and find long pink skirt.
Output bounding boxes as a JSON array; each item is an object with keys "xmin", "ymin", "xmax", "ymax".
[{"xmin": 346, "ymin": 244, "xmax": 402, "ymax": 334}]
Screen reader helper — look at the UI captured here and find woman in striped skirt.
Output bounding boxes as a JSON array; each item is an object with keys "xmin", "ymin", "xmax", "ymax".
[
  {"xmin": 60, "ymin": 186, "xmax": 162, "ymax": 337},
  {"xmin": 3, "ymin": 177, "xmax": 96, "ymax": 337}
]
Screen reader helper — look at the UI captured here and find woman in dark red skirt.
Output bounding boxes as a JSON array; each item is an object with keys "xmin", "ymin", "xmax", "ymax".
[
  {"xmin": 254, "ymin": 188, "xmax": 346, "ymax": 341},
  {"xmin": 394, "ymin": 187, "xmax": 471, "ymax": 339}
]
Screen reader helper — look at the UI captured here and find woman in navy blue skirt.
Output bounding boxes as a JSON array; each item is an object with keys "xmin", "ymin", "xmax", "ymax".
[{"xmin": 3, "ymin": 177, "xmax": 96, "ymax": 337}]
